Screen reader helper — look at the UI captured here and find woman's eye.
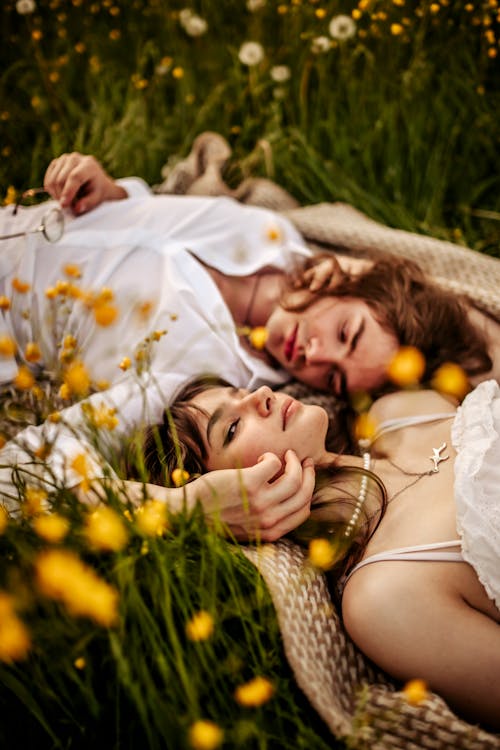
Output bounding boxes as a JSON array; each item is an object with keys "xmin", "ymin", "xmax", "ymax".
[{"xmin": 224, "ymin": 419, "xmax": 239, "ymax": 445}]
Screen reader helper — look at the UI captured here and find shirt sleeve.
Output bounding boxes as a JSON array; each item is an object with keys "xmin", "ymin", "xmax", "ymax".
[{"xmin": 115, "ymin": 177, "xmax": 152, "ymax": 199}]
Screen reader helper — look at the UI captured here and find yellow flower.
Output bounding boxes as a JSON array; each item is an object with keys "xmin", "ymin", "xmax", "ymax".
[
  {"xmin": 0, "ymin": 610, "xmax": 31, "ymax": 663},
  {"xmin": 172, "ymin": 66, "xmax": 184, "ymax": 79},
  {"xmin": 431, "ymin": 362, "xmax": 470, "ymax": 401},
  {"xmin": 48, "ymin": 411, "xmax": 61, "ymax": 423},
  {"xmin": 74, "ymin": 41, "xmax": 86, "ymax": 53},
  {"xmin": 14, "ymin": 365, "xmax": 35, "ymax": 391},
  {"xmin": 386, "ymin": 346, "xmax": 426, "ymax": 387},
  {"xmin": 135, "ymin": 500, "xmax": 168, "ymax": 536},
  {"xmin": 308, "ymin": 538, "xmax": 336, "ymax": 570},
  {"xmin": 172, "ymin": 468, "xmax": 190, "ymax": 487},
  {"xmin": 186, "ymin": 610, "xmax": 214, "ymax": 641},
  {"xmin": 0, "ymin": 335, "xmax": 17, "ymax": 357},
  {"xmin": 188, "ymin": 720, "xmax": 223, "ymax": 750},
  {"xmin": 32, "ymin": 29, "xmax": 43, "ymax": 41},
  {"xmin": 402, "ymin": 678, "xmax": 429, "ymax": 705},
  {"xmin": 74, "ymin": 656, "xmax": 86, "ymax": 669},
  {"xmin": 12, "ymin": 277, "xmax": 30, "ymax": 294},
  {"xmin": 234, "ymin": 676, "xmax": 275, "ymax": 707},
  {"xmin": 0, "ymin": 295, "xmax": 10, "ymax": 310},
  {"xmin": 34, "ymin": 442, "xmax": 51, "ymax": 461},
  {"xmin": 63, "ymin": 263, "xmax": 82, "ymax": 278},
  {"xmin": 353, "ymin": 412, "xmax": 376, "ymax": 443},
  {"xmin": 63, "ymin": 334, "xmax": 77, "ymax": 350},
  {"xmin": 3, "ymin": 186, "xmax": 16, "ymax": 205},
  {"xmin": 152, "ymin": 329, "xmax": 167, "ymax": 341},
  {"xmin": 23, "ymin": 487, "xmax": 48, "ymax": 517},
  {"xmin": 94, "ymin": 302, "xmax": 119, "ymax": 327},
  {"xmin": 64, "ymin": 360, "xmax": 91, "ymax": 397},
  {"xmin": 119, "ymin": 356, "xmax": 131, "ymax": 371},
  {"xmin": 390, "ymin": 22, "xmax": 404, "ymax": 34},
  {"xmin": 84, "ymin": 506, "xmax": 128, "ymax": 552},
  {"xmin": 59, "ymin": 383, "xmax": 71, "ymax": 400},
  {"xmin": 35, "ymin": 549, "xmax": 119, "ymax": 627},
  {"xmin": 24, "ymin": 342, "xmax": 42, "ymax": 363},
  {"xmin": 0, "ymin": 506, "xmax": 8, "ymax": 534},
  {"xmin": 248, "ymin": 326, "xmax": 268, "ymax": 351},
  {"xmin": 70, "ymin": 452, "xmax": 92, "ymax": 492},
  {"xmin": 82, "ymin": 402, "xmax": 119, "ymax": 431},
  {"xmin": 33, "ymin": 513, "xmax": 70, "ymax": 543}
]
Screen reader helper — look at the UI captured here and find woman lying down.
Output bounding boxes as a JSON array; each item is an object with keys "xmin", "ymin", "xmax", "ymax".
[{"xmin": 139, "ymin": 375, "xmax": 500, "ymax": 731}]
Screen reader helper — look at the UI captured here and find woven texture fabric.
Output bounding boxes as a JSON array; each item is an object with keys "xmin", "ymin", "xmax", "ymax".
[{"xmin": 157, "ymin": 132, "xmax": 500, "ymax": 748}]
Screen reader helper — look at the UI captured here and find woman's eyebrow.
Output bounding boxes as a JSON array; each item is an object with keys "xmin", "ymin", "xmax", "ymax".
[{"xmin": 206, "ymin": 387, "xmax": 240, "ymax": 447}]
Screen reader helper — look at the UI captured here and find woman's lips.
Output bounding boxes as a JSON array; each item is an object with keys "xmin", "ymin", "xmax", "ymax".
[{"xmin": 284, "ymin": 324, "xmax": 298, "ymax": 362}]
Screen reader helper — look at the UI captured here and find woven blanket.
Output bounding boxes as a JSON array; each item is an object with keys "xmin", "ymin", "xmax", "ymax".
[{"xmin": 156, "ymin": 132, "xmax": 500, "ymax": 749}]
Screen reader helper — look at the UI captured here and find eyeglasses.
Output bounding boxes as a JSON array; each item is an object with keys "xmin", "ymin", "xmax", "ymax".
[{"xmin": 0, "ymin": 188, "xmax": 64, "ymax": 244}]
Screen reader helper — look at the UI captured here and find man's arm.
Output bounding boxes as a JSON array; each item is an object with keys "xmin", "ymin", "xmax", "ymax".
[{"xmin": 44, "ymin": 152, "xmax": 128, "ymax": 215}]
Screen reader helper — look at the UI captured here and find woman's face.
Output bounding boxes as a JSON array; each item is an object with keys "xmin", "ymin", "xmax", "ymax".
[
  {"xmin": 190, "ymin": 385, "xmax": 329, "ymax": 471},
  {"xmin": 265, "ymin": 295, "xmax": 399, "ymax": 396}
]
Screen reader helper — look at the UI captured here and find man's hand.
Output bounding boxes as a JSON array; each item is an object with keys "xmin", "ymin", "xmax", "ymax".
[
  {"xmin": 188, "ymin": 450, "xmax": 315, "ymax": 542},
  {"xmin": 44, "ymin": 152, "xmax": 127, "ymax": 215}
]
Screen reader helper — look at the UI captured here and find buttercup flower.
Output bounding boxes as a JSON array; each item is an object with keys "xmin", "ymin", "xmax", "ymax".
[
  {"xmin": 308, "ymin": 538, "xmax": 336, "ymax": 570},
  {"xmin": 328, "ymin": 14, "xmax": 357, "ymax": 41},
  {"xmin": 386, "ymin": 346, "xmax": 426, "ymax": 387},
  {"xmin": 234, "ymin": 675, "xmax": 274, "ymax": 707},
  {"xmin": 403, "ymin": 678, "xmax": 429, "ymax": 705},
  {"xmin": 0, "ymin": 336, "xmax": 17, "ymax": 357},
  {"xmin": 33, "ymin": 513, "xmax": 70, "ymax": 543},
  {"xmin": 0, "ymin": 607, "xmax": 31, "ymax": 662},
  {"xmin": 248, "ymin": 327, "xmax": 268, "ymax": 351},
  {"xmin": 63, "ymin": 360, "xmax": 91, "ymax": 397},
  {"xmin": 119, "ymin": 356, "xmax": 131, "ymax": 371},
  {"xmin": 74, "ymin": 656, "xmax": 86, "ymax": 670},
  {"xmin": 84, "ymin": 506, "xmax": 128, "ymax": 552},
  {"xmin": 12, "ymin": 277, "xmax": 30, "ymax": 294},
  {"xmin": 14, "ymin": 365, "xmax": 35, "ymax": 391},
  {"xmin": 23, "ymin": 487, "xmax": 48, "ymax": 517},
  {"xmin": 431, "ymin": 362, "xmax": 470, "ymax": 401},
  {"xmin": 0, "ymin": 296, "xmax": 10, "ymax": 310},
  {"xmin": 186, "ymin": 610, "xmax": 214, "ymax": 641},
  {"xmin": 135, "ymin": 500, "xmax": 168, "ymax": 536},
  {"xmin": 70, "ymin": 452, "xmax": 92, "ymax": 492},
  {"xmin": 270, "ymin": 65, "xmax": 291, "ymax": 82},
  {"xmin": 172, "ymin": 468, "xmax": 190, "ymax": 487},
  {"xmin": 188, "ymin": 720, "xmax": 223, "ymax": 750},
  {"xmin": 238, "ymin": 41, "xmax": 265, "ymax": 66},
  {"xmin": 0, "ymin": 506, "xmax": 8, "ymax": 534}
]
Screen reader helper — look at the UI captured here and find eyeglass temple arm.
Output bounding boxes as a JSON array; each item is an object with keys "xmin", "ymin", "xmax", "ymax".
[{"xmin": 0, "ymin": 229, "xmax": 39, "ymax": 241}]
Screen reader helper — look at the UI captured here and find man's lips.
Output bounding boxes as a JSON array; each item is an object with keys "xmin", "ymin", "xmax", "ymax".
[
  {"xmin": 284, "ymin": 324, "xmax": 298, "ymax": 362},
  {"xmin": 281, "ymin": 397, "xmax": 298, "ymax": 430}
]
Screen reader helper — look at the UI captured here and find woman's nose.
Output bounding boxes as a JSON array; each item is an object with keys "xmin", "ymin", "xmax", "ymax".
[{"xmin": 242, "ymin": 386, "xmax": 274, "ymax": 416}]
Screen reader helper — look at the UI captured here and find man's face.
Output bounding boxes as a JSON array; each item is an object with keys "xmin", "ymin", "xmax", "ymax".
[{"xmin": 265, "ymin": 294, "xmax": 399, "ymax": 395}]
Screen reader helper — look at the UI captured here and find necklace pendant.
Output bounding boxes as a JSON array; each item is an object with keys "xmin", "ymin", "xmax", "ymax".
[{"xmin": 429, "ymin": 442, "xmax": 449, "ymax": 473}]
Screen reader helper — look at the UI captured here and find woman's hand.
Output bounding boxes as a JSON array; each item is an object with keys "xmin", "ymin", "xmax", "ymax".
[
  {"xmin": 44, "ymin": 152, "xmax": 127, "ymax": 215},
  {"xmin": 186, "ymin": 450, "xmax": 315, "ymax": 542}
]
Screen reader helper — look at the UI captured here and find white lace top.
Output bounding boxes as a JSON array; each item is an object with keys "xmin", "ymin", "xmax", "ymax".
[{"xmin": 452, "ymin": 379, "xmax": 500, "ymax": 610}]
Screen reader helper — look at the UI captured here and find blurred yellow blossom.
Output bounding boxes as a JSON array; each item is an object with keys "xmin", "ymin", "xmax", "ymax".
[
  {"xmin": 93, "ymin": 301, "xmax": 118, "ymax": 327},
  {"xmin": 188, "ymin": 720, "xmax": 223, "ymax": 750},
  {"xmin": 354, "ymin": 412, "xmax": 377, "ymax": 444},
  {"xmin": 0, "ymin": 608, "xmax": 31, "ymax": 663},
  {"xmin": 84, "ymin": 506, "xmax": 128, "ymax": 552},
  {"xmin": 172, "ymin": 468, "xmax": 190, "ymax": 487},
  {"xmin": 386, "ymin": 346, "xmax": 426, "ymax": 387},
  {"xmin": 135, "ymin": 500, "xmax": 168, "ymax": 536},
  {"xmin": 63, "ymin": 263, "xmax": 82, "ymax": 278},
  {"xmin": 35, "ymin": 549, "xmax": 119, "ymax": 627},
  {"xmin": 25, "ymin": 342, "xmax": 42, "ymax": 363},
  {"xmin": 82, "ymin": 402, "xmax": 119, "ymax": 431},
  {"xmin": 70, "ymin": 452, "xmax": 92, "ymax": 492},
  {"xmin": 0, "ymin": 296, "xmax": 11, "ymax": 310},
  {"xmin": 33, "ymin": 513, "xmax": 70, "ymax": 543},
  {"xmin": 308, "ymin": 538, "xmax": 336, "ymax": 570},
  {"xmin": 3, "ymin": 186, "xmax": 17, "ymax": 205},
  {"xmin": 48, "ymin": 411, "xmax": 61, "ymax": 423},
  {"xmin": 186, "ymin": 610, "xmax": 214, "ymax": 641},
  {"xmin": 14, "ymin": 365, "xmax": 35, "ymax": 391},
  {"xmin": 23, "ymin": 487, "xmax": 48, "ymax": 517},
  {"xmin": 234, "ymin": 676, "xmax": 275, "ymax": 707},
  {"xmin": 59, "ymin": 383, "xmax": 71, "ymax": 400},
  {"xmin": 12, "ymin": 278, "xmax": 30, "ymax": 293},
  {"xmin": 119, "ymin": 356, "xmax": 131, "ymax": 371},
  {"xmin": 0, "ymin": 506, "xmax": 8, "ymax": 534},
  {"xmin": 64, "ymin": 360, "xmax": 90, "ymax": 397},
  {"xmin": 74, "ymin": 656, "xmax": 86, "ymax": 669},
  {"xmin": 172, "ymin": 66, "xmax": 185, "ymax": 79},
  {"xmin": 0, "ymin": 335, "xmax": 17, "ymax": 357},
  {"xmin": 391, "ymin": 23, "xmax": 404, "ymax": 34},
  {"xmin": 431, "ymin": 362, "xmax": 470, "ymax": 401},
  {"xmin": 248, "ymin": 326, "xmax": 268, "ymax": 351},
  {"xmin": 403, "ymin": 678, "xmax": 429, "ymax": 705}
]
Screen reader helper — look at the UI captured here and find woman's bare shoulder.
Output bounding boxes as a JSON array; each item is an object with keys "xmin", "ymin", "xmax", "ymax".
[{"xmin": 369, "ymin": 388, "xmax": 457, "ymax": 426}]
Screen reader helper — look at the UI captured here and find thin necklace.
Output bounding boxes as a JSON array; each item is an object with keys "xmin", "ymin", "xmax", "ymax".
[
  {"xmin": 245, "ymin": 274, "xmax": 262, "ymax": 326},
  {"xmin": 346, "ymin": 441, "xmax": 450, "ymax": 536}
]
